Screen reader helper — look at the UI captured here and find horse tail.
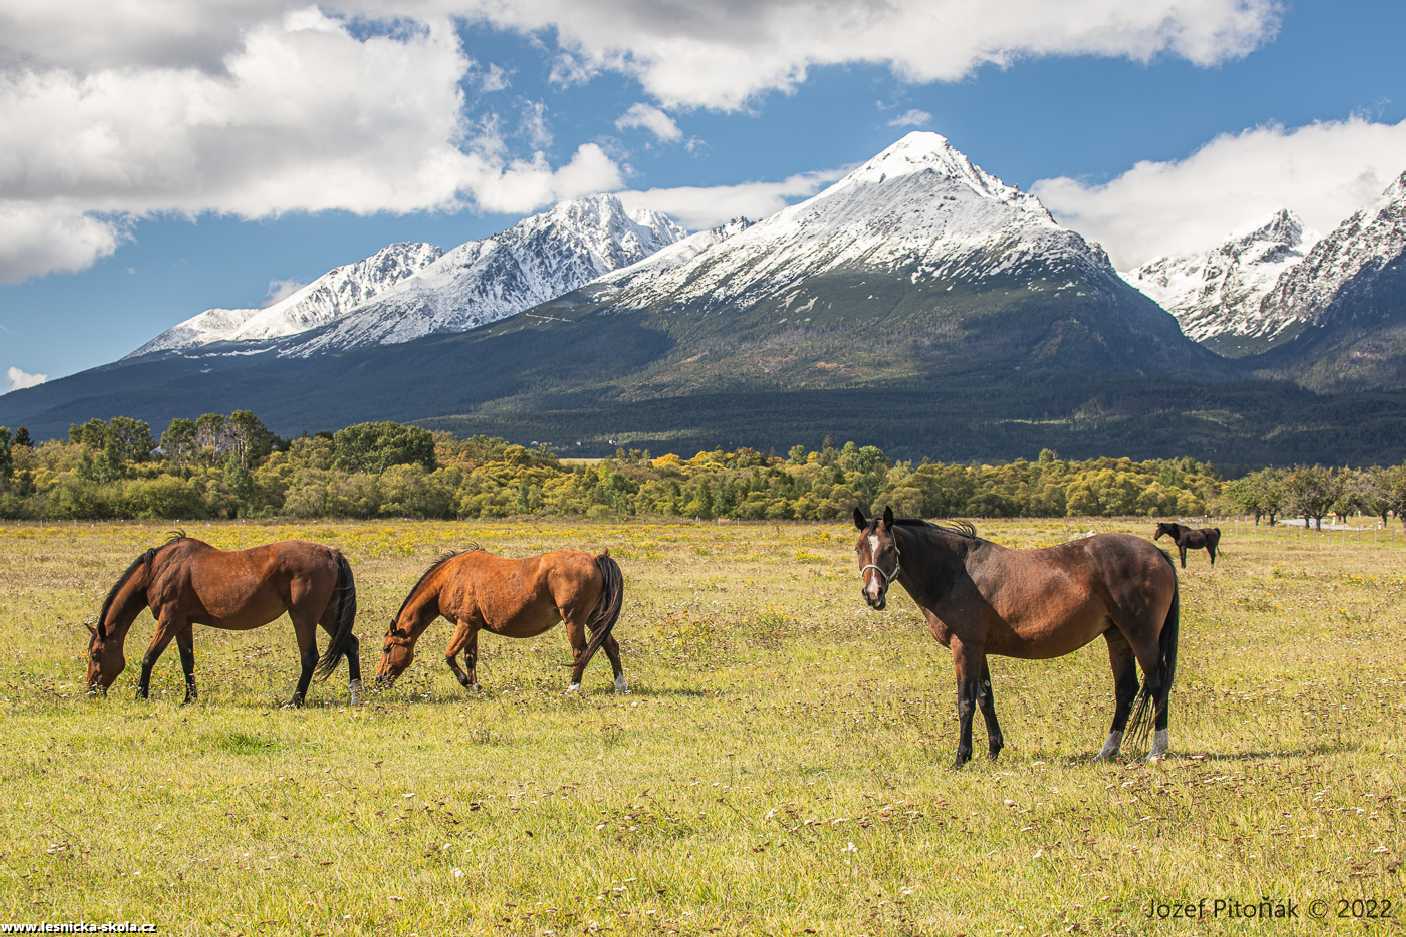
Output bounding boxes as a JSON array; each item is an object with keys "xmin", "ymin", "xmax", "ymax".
[
  {"xmin": 1126, "ymin": 552, "xmax": 1180, "ymax": 753},
  {"xmin": 316, "ymin": 551, "xmax": 358, "ymax": 680},
  {"xmin": 574, "ymin": 550, "xmax": 624, "ymax": 682}
]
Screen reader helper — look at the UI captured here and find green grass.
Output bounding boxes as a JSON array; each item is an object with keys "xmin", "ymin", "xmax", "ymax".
[{"xmin": 0, "ymin": 518, "xmax": 1402, "ymax": 935}]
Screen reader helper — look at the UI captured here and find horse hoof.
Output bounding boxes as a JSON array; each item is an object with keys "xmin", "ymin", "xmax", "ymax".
[
  {"xmin": 564, "ymin": 683, "xmax": 581, "ymax": 695},
  {"xmin": 614, "ymin": 676, "xmax": 630, "ymax": 694},
  {"xmin": 348, "ymin": 679, "xmax": 363, "ymax": 706},
  {"xmin": 1146, "ymin": 729, "xmax": 1169, "ymax": 762}
]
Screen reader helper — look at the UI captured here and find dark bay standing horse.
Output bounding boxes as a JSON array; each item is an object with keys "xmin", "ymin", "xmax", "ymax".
[
  {"xmin": 854, "ymin": 508, "xmax": 1180, "ymax": 767},
  {"xmin": 86, "ymin": 535, "xmax": 360, "ymax": 706},
  {"xmin": 1154, "ymin": 522, "xmax": 1221, "ymax": 568},
  {"xmin": 375, "ymin": 546, "xmax": 625, "ymax": 693}
]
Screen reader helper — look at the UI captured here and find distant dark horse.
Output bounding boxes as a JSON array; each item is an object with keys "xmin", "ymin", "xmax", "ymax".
[
  {"xmin": 1154, "ymin": 522, "xmax": 1221, "ymax": 568},
  {"xmin": 86, "ymin": 535, "xmax": 360, "ymax": 706},
  {"xmin": 854, "ymin": 508, "xmax": 1180, "ymax": 766}
]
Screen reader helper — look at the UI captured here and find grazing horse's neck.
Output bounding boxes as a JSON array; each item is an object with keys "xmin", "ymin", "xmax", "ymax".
[{"xmin": 101, "ymin": 559, "xmax": 154, "ymax": 644}]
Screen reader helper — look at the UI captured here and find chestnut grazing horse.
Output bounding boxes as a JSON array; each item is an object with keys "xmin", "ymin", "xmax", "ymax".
[
  {"xmin": 86, "ymin": 534, "xmax": 361, "ymax": 707},
  {"xmin": 376, "ymin": 546, "xmax": 625, "ymax": 693},
  {"xmin": 854, "ymin": 508, "xmax": 1180, "ymax": 767},
  {"xmin": 1154, "ymin": 522, "xmax": 1221, "ymax": 568}
]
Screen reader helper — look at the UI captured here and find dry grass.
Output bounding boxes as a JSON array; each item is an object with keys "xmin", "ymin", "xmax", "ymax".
[{"xmin": 0, "ymin": 518, "xmax": 1402, "ymax": 935}]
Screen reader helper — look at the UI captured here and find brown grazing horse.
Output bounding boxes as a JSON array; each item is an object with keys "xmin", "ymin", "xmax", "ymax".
[
  {"xmin": 854, "ymin": 508, "xmax": 1180, "ymax": 767},
  {"xmin": 375, "ymin": 546, "xmax": 625, "ymax": 693},
  {"xmin": 1154, "ymin": 522, "xmax": 1221, "ymax": 568},
  {"xmin": 86, "ymin": 535, "xmax": 360, "ymax": 706}
]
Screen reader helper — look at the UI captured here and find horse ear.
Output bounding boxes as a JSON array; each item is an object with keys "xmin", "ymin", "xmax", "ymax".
[
  {"xmin": 882, "ymin": 506, "xmax": 894, "ymax": 529},
  {"xmin": 853, "ymin": 507, "xmax": 867, "ymax": 530},
  {"xmin": 85, "ymin": 621, "xmax": 97, "ymax": 637}
]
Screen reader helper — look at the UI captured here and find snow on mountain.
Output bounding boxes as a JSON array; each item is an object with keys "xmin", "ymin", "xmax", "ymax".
[
  {"xmin": 589, "ymin": 217, "xmax": 753, "ymax": 293},
  {"xmin": 281, "ymin": 194, "xmax": 687, "ymax": 356},
  {"xmin": 1256, "ymin": 172, "xmax": 1406, "ymax": 335},
  {"xmin": 130, "ymin": 242, "xmax": 444, "ymax": 357},
  {"xmin": 605, "ymin": 131, "xmax": 1120, "ymax": 314},
  {"xmin": 1120, "ymin": 210, "xmax": 1318, "ymax": 352}
]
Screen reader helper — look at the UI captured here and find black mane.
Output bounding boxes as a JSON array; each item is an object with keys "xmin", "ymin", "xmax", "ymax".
[
  {"xmin": 95, "ymin": 548, "xmax": 156, "ymax": 637},
  {"xmin": 95, "ymin": 533, "xmax": 192, "ymax": 637},
  {"xmin": 388, "ymin": 544, "xmax": 482, "ymax": 633},
  {"xmin": 891, "ymin": 518, "xmax": 981, "ymax": 540}
]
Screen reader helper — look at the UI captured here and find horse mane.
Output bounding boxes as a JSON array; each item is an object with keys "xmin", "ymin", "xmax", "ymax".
[
  {"xmin": 890, "ymin": 518, "xmax": 981, "ymax": 541},
  {"xmin": 388, "ymin": 544, "xmax": 483, "ymax": 633},
  {"xmin": 95, "ymin": 533, "xmax": 194, "ymax": 637}
]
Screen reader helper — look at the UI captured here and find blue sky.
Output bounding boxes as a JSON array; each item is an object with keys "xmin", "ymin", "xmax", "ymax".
[{"xmin": 2, "ymin": 0, "xmax": 1404, "ymax": 388}]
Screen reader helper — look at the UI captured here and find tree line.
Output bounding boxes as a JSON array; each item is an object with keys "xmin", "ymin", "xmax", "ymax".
[{"xmin": 2, "ymin": 413, "xmax": 1405, "ymax": 527}]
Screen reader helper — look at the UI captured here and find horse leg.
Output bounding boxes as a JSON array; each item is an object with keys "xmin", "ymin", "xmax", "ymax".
[
  {"xmin": 563, "ymin": 610, "xmax": 588, "ymax": 693},
  {"xmin": 602, "ymin": 633, "xmax": 628, "ymax": 694},
  {"xmin": 1178, "ymin": 544, "xmax": 1187, "ymax": 569},
  {"xmin": 287, "ymin": 611, "xmax": 319, "ymax": 708},
  {"xmin": 1207, "ymin": 544, "xmax": 1217, "ymax": 566},
  {"xmin": 977, "ymin": 660, "xmax": 1003, "ymax": 760},
  {"xmin": 444, "ymin": 620, "xmax": 480, "ymax": 691},
  {"xmin": 176, "ymin": 625, "xmax": 197, "ymax": 704},
  {"xmin": 950, "ymin": 639, "xmax": 983, "ymax": 769},
  {"xmin": 317, "ymin": 608, "xmax": 361, "ymax": 705},
  {"xmin": 1127, "ymin": 637, "xmax": 1168, "ymax": 760},
  {"xmin": 1094, "ymin": 630, "xmax": 1139, "ymax": 761},
  {"xmin": 136, "ymin": 614, "xmax": 181, "ymax": 699}
]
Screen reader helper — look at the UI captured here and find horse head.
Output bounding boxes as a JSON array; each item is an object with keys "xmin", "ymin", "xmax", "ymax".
[{"xmin": 853, "ymin": 506, "xmax": 900, "ymax": 611}]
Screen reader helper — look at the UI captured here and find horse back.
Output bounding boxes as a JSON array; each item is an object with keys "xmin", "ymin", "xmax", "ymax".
[
  {"xmin": 158, "ymin": 539, "xmax": 340, "ymax": 626},
  {"xmin": 444, "ymin": 549, "xmax": 601, "ymax": 635}
]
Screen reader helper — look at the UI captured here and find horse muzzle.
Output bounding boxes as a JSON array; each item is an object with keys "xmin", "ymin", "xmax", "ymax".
[{"xmin": 863, "ymin": 589, "xmax": 887, "ymax": 611}]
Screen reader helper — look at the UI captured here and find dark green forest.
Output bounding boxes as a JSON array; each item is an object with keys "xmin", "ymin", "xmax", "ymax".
[{"xmin": 2, "ymin": 412, "xmax": 1404, "ymax": 526}]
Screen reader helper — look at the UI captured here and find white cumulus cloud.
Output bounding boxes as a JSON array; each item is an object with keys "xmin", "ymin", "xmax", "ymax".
[
  {"xmin": 1034, "ymin": 116, "xmax": 1406, "ymax": 268},
  {"xmin": 618, "ymin": 167, "xmax": 845, "ymax": 229},
  {"xmin": 0, "ymin": 8, "xmax": 624, "ymax": 284},
  {"xmin": 5, "ymin": 366, "xmax": 48, "ymax": 392},
  {"xmin": 887, "ymin": 108, "xmax": 931, "ymax": 128},
  {"xmin": 0, "ymin": 202, "xmax": 124, "ymax": 284},
  {"xmin": 265, "ymin": 278, "xmax": 307, "ymax": 305},
  {"xmin": 615, "ymin": 103, "xmax": 683, "ymax": 142},
  {"xmin": 461, "ymin": 0, "xmax": 1283, "ymax": 110}
]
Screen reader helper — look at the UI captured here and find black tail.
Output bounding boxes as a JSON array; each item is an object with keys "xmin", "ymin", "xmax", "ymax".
[
  {"xmin": 316, "ymin": 551, "xmax": 358, "ymax": 680},
  {"xmin": 572, "ymin": 551, "xmax": 624, "ymax": 683},
  {"xmin": 1126, "ymin": 553, "xmax": 1181, "ymax": 753}
]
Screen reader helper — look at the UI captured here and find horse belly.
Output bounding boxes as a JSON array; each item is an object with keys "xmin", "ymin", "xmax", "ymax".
[
  {"xmin": 988, "ymin": 595, "xmax": 1110, "ymax": 659},
  {"xmin": 481, "ymin": 594, "xmax": 560, "ymax": 638},
  {"xmin": 189, "ymin": 567, "xmax": 288, "ymax": 629}
]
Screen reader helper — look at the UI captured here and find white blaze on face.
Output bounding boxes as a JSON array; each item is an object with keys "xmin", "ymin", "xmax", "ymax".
[{"xmin": 865, "ymin": 534, "xmax": 883, "ymax": 600}]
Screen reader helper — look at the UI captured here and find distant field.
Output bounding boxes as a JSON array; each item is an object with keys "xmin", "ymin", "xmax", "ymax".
[{"xmin": 0, "ymin": 518, "xmax": 1402, "ymax": 935}]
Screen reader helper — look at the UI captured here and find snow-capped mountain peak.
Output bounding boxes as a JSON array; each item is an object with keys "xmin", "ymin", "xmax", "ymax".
[
  {"xmin": 1256, "ymin": 171, "xmax": 1406, "ymax": 334},
  {"xmin": 830, "ymin": 131, "xmax": 1034, "ymax": 210},
  {"xmin": 280, "ymin": 193, "xmax": 687, "ymax": 356},
  {"xmin": 605, "ymin": 131, "xmax": 1113, "ymax": 314},
  {"xmin": 130, "ymin": 194, "xmax": 686, "ymax": 359},
  {"xmin": 1120, "ymin": 209, "xmax": 1318, "ymax": 353},
  {"xmin": 130, "ymin": 241, "xmax": 443, "ymax": 357}
]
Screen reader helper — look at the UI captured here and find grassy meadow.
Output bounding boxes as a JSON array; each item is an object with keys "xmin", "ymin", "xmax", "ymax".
[{"xmin": 0, "ymin": 517, "xmax": 1402, "ymax": 935}]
